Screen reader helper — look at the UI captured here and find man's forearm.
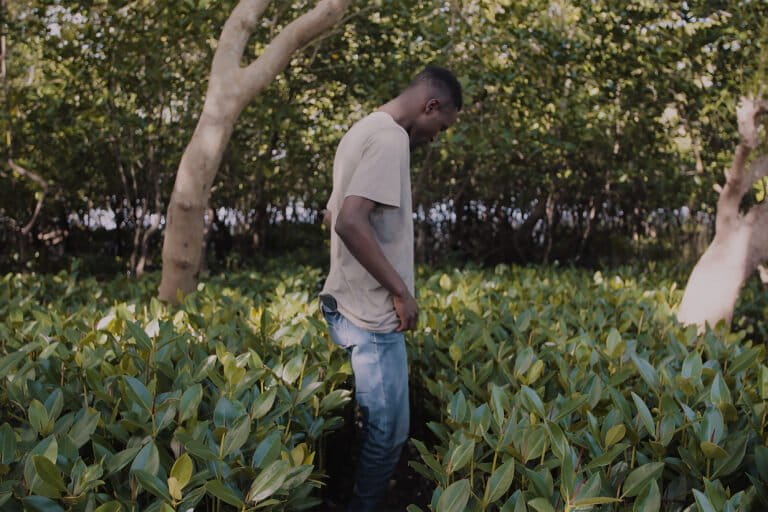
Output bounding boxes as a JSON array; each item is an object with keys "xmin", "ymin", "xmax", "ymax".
[{"xmin": 335, "ymin": 218, "xmax": 410, "ymax": 298}]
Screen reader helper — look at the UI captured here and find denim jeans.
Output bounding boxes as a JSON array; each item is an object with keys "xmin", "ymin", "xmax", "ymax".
[{"xmin": 320, "ymin": 298, "xmax": 410, "ymax": 512}]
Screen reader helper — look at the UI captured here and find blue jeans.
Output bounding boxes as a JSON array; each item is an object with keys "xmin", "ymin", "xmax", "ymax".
[{"xmin": 321, "ymin": 300, "xmax": 410, "ymax": 512}]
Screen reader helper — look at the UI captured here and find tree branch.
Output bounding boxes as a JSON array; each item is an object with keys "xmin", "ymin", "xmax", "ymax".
[
  {"xmin": 716, "ymin": 97, "xmax": 768, "ymax": 231},
  {"xmin": 8, "ymin": 159, "xmax": 50, "ymax": 236},
  {"xmin": 241, "ymin": 0, "xmax": 351, "ymax": 99},
  {"xmin": 211, "ymin": 0, "xmax": 272, "ymax": 78}
]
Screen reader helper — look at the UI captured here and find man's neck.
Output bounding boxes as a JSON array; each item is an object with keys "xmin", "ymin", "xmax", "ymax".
[{"xmin": 378, "ymin": 95, "xmax": 418, "ymax": 134}]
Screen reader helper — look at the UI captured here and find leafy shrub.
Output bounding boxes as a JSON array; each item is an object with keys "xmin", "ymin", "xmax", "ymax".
[
  {"xmin": 2, "ymin": 265, "xmax": 766, "ymax": 512},
  {"xmin": 407, "ymin": 266, "xmax": 768, "ymax": 512},
  {"xmin": 0, "ymin": 268, "xmax": 351, "ymax": 511}
]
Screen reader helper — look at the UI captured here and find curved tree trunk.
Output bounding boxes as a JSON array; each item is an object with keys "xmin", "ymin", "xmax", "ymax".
[
  {"xmin": 159, "ymin": 0, "xmax": 352, "ymax": 302},
  {"xmin": 678, "ymin": 98, "xmax": 768, "ymax": 330}
]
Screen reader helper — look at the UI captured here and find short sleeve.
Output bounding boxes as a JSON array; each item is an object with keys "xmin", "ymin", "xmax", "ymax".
[{"xmin": 345, "ymin": 128, "xmax": 405, "ymax": 208}]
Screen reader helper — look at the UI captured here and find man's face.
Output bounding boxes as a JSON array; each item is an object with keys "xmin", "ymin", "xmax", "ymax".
[{"xmin": 409, "ymin": 99, "xmax": 458, "ymax": 149}]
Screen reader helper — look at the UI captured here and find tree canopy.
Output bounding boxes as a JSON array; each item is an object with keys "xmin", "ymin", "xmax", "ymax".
[{"xmin": 1, "ymin": 0, "xmax": 766, "ymax": 272}]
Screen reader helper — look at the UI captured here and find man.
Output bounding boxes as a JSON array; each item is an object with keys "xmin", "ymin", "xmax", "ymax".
[{"xmin": 319, "ymin": 66, "xmax": 462, "ymax": 511}]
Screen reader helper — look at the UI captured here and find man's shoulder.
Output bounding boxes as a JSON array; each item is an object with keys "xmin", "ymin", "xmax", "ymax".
[{"xmin": 351, "ymin": 112, "xmax": 407, "ymax": 142}]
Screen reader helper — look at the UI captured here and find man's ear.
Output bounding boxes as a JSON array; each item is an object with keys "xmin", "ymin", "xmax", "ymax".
[{"xmin": 425, "ymin": 98, "xmax": 440, "ymax": 113}]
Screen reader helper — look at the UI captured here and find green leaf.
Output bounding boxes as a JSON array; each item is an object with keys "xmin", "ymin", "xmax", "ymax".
[
  {"xmin": 130, "ymin": 442, "xmax": 160, "ymax": 476},
  {"xmin": 170, "ymin": 453, "xmax": 194, "ymax": 489},
  {"xmin": 605, "ymin": 328, "xmax": 625, "ymax": 358},
  {"xmin": 560, "ymin": 449, "xmax": 575, "ymax": 500},
  {"xmin": 205, "ymin": 480, "xmax": 245, "ymax": 508},
  {"xmin": 449, "ymin": 343, "xmax": 462, "ymax": 364},
  {"xmin": 710, "ymin": 373, "xmax": 732, "ymax": 405},
  {"xmin": 193, "ymin": 355, "xmax": 218, "ymax": 382},
  {"xmin": 490, "ymin": 384, "xmax": 509, "ymax": 427},
  {"xmin": 633, "ymin": 480, "xmax": 660, "ymax": 512},
  {"xmin": 68, "ymin": 408, "xmax": 99, "ymax": 449},
  {"xmin": 0, "ymin": 423, "xmax": 17, "ymax": 464},
  {"xmin": 246, "ymin": 459, "xmax": 292, "ymax": 503},
  {"xmin": 631, "ymin": 392, "xmax": 656, "ymax": 439},
  {"xmin": 182, "ymin": 435, "xmax": 216, "ymax": 460},
  {"xmin": 553, "ymin": 395, "xmax": 589, "ymax": 422},
  {"xmin": 520, "ymin": 386, "xmax": 546, "ymax": 418},
  {"xmin": 0, "ymin": 350, "xmax": 29, "ymax": 378},
  {"xmin": 436, "ymin": 479, "xmax": 471, "ymax": 512},
  {"xmin": 134, "ymin": 469, "xmax": 172, "ymax": 503},
  {"xmin": 630, "ymin": 354, "xmax": 660, "ymax": 391},
  {"xmin": 572, "ymin": 497, "xmax": 622, "ymax": 507},
  {"xmin": 251, "ymin": 431, "xmax": 282, "ymax": 469},
  {"xmin": 178, "ymin": 384, "xmax": 203, "ymax": 423},
  {"xmin": 681, "ymin": 351, "xmax": 702, "ymax": 381},
  {"xmin": 32, "ymin": 456, "xmax": 67, "ymax": 493},
  {"xmin": 106, "ymin": 446, "xmax": 141, "ymax": 475},
  {"xmin": 20, "ymin": 496, "xmax": 65, "ymax": 512},
  {"xmin": 604, "ymin": 424, "xmax": 626, "ymax": 447},
  {"xmin": 252, "ymin": 387, "xmax": 278, "ymax": 419},
  {"xmin": 527, "ymin": 497, "xmax": 555, "ymax": 512},
  {"xmin": 94, "ymin": 502, "xmax": 123, "ymax": 512},
  {"xmin": 123, "ymin": 376, "xmax": 153, "ymax": 413},
  {"xmin": 295, "ymin": 381, "xmax": 323, "ymax": 405},
  {"xmin": 446, "ymin": 440, "xmax": 475, "ymax": 474},
  {"xmin": 168, "ymin": 476, "xmax": 183, "ymax": 502},
  {"xmin": 485, "ymin": 459, "xmax": 515, "ymax": 504},
  {"xmin": 727, "ymin": 347, "xmax": 761, "ymax": 376},
  {"xmin": 713, "ymin": 433, "xmax": 748, "ymax": 478},
  {"xmin": 279, "ymin": 465, "xmax": 314, "ymax": 492},
  {"xmin": 471, "ymin": 403, "xmax": 493, "ymax": 436},
  {"xmin": 448, "ymin": 391, "xmax": 468, "ymax": 423},
  {"xmin": 44, "ymin": 389, "xmax": 64, "ymax": 423},
  {"xmin": 281, "ymin": 354, "xmax": 304, "ymax": 385},
  {"xmin": 754, "ymin": 446, "xmax": 768, "ymax": 481},
  {"xmin": 29, "ymin": 400, "xmax": 50, "ymax": 435},
  {"xmin": 759, "ymin": 365, "xmax": 768, "ymax": 400},
  {"xmin": 693, "ymin": 489, "xmax": 717, "ymax": 512},
  {"xmin": 126, "ymin": 320, "xmax": 153, "ymax": 351},
  {"xmin": 319, "ymin": 388, "xmax": 351, "ymax": 415},
  {"xmin": 622, "ymin": 462, "xmax": 664, "ymax": 497},
  {"xmin": 221, "ymin": 416, "xmax": 251, "ymax": 458},
  {"xmin": 213, "ymin": 397, "xmax": 244, "ymax": 427},
  {"xmin": 700, "ymin": 441, "xmax": 728, "ymax": 459},
  {"xmin": 524, "ymin": 468, "xmax": 553, "ymax": 500}
]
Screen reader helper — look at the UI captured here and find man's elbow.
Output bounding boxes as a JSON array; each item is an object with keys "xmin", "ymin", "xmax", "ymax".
[{"xmin": 334, "ymin": 214, "xmax": 356, "ymax": 241}]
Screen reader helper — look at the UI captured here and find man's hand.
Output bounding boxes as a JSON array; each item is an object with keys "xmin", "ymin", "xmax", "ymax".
[{"xmin": 393, "ymin": 292, "xmax": 418, "ymax": 332}]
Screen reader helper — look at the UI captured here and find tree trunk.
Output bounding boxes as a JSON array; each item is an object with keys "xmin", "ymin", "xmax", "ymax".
[
  {"xmin": 159, "ymin": 0, "xmax": 351, "ymax": 302},
  {"xmin": 678, "ymin": 98, "xmax": 768, "ymax": 330}
]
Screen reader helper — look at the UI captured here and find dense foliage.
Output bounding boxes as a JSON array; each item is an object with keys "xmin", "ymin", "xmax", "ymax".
[
  {"xmin": 0, "ymin": 265, "xmax": 352, "ymax": 511},
  {"xmin": 1, "ymin": 264, "xmax": 766, "ymax": 511},
  {"xmin": 2, "ymin": 1, "xmax": 767, "ymax": 272}
]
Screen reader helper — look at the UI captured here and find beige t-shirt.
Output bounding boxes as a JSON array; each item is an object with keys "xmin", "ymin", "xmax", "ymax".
[{"xmin": 321, "ymin": 111, "xmax": 413, "ymax": 333}]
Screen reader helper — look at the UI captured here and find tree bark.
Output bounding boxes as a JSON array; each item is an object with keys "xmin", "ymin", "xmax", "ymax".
[
  {"xmin": 677, "ymin": 97, "xmax": 768, "ymax": 330},
  {"xmin": 159, "ymin": 0, "xmax": 351, "ymax": 301},
  {"xmin": 7, "ymin": 159, "xmax": 49, "ymax": 236}
]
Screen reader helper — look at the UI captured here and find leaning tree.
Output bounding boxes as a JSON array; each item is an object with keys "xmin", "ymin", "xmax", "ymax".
[
  {"xmin": 159, "ymin": 0, "xmax": 351, "ymax": 302},
  {"xmin": 677, "ymin": 96, "xmax": 768, "ymax": 330}
]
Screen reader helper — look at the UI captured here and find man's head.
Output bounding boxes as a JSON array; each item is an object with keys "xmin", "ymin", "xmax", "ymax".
[{"xmin": 404, "ymin": 66, "xmax": 462, "ymax": 148}]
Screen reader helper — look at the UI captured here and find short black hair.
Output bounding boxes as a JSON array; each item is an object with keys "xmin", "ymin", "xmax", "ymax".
[{"xmin": 409, "ymin": 65, "xmax": 463, "ymax": 111}]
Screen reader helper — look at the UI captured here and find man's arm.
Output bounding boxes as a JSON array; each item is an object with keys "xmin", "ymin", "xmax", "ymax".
[{"xmin": 335, "ymin": 195, "xmax": 418, "ymax": 331}]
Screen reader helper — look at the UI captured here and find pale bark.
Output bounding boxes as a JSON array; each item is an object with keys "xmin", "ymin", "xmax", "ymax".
[
  {"xmin": 677, "ymin": 97, "xmax": 768, "ymax": 330},
  {"xmin": 8, "ymin": 159, "xmax": 49, "ymax": 236},
  {"xmin": 159, "ymin": 0, "xmax": 351, "ymax": 301}
]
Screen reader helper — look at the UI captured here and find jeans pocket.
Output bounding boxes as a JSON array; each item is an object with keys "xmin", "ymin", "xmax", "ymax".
[{"xmin": 321, "ymin": 303, "xmax": 342, "ymax": 324}]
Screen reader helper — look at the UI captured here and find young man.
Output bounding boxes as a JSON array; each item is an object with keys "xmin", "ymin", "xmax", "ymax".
[{"xmin": 319, "ymin": 66, "xmax": 462, "ymax": 511}]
